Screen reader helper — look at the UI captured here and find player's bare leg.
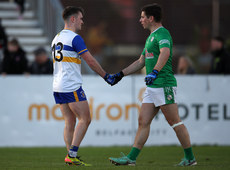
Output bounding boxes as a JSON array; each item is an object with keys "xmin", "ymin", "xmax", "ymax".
[
  {"xmin": 161, "ymin": 103, "xmax": 196, "ymax": 166},
  {"xmin": 63, "ymin": 101, "xmax": 92, "ymax": 166},
  {"xmin": 68, "ymin": 101, "xmax": 91, "ymax": 147},
  {"xmin": 60, "ymin": 104, "xmax": 76, "ymax": 151},
  {"xmin": 161, "ymin": 103, "xmax": 190, "ymax": 148},
  {"xmin": 109, "ymin": 103, "xmax": 159, "ymax": 166},
  {"xmin": 60, "ymin": 104, "xmax": 76, "ymax": 165},
  {"xmin": 133, "ymin": 103, "xmax": 159, "ymax": 149}
]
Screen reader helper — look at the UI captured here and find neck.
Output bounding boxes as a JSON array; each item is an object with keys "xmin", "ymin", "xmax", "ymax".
[
  {"xmin": 64, "ymin": 24, "xmax": 76, "ymax": 33},
  {"xmin": 149, "ymin": 22, "xmax": 162, "ymax": 33}
]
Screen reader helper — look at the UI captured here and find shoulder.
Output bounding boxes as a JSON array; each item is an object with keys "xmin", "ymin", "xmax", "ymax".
[
  {"xmin": 156, "ymin": 28, "xmax": 172, "ymax": 43},
  {"xmin": 157, "ymin": 27, "xmax": 171, "ymax": 37},
  {"xmin": 73, "ymin": 34, "xmax": 84, "ymax": 42},
  {"xmin": 72, "ymin": 35, "xmax": 86, "ymax": 47},
  {"xmin": 52, "ymin": 30, "xmax": 78, "ymax": 44},
  {"xmin": 71, "ymin": 34, "xmax": 88, "ymax": 54}
]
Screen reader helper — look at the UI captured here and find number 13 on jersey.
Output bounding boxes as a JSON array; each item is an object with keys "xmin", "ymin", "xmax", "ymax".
[{"xmin": 52, "ymin": 42, "xmax": 64, "ymax": 62}]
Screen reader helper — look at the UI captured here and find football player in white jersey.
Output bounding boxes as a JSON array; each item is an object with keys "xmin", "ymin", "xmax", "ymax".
[{"xmin": 51, "ymin": 6, "xmax": 115, "ymax": 166}]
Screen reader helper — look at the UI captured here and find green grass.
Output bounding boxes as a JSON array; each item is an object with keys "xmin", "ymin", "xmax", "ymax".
[{"xmin": 0, "ymin": 146, "xmax": 229, "ymax": 170}]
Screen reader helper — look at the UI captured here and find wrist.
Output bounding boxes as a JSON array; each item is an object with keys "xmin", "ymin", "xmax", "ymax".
[
  {"xmin": 152, "ymin": 69, "xmax": 159, "ymax": 75},
  {"xmin": 119, "ymin": 71, "xmax": 124, "ymax": 77},
  {"xmin": 103, "ymin": 73, "xmax": 109, "ymax": 80}
]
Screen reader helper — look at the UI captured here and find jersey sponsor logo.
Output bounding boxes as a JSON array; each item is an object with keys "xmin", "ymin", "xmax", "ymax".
[
  {"xmin": 159, "ymin": 39, "xmax": 170, "ymax": 46},
  {"xmin": 145, "ymin": 49, "xmax": 154, "ymax": 59}
]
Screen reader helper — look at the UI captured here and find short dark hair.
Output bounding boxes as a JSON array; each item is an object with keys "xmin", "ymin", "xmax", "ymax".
[
  {"xmin": 9, "ymin": 38, "xmax": 19, "ymax": 46},
  {"xmin": 34, "ymin": 47, "xmax": 47, "ymax": 56},
  {"xmin": 141, "ymin": 3, "xmax": 162, "ymax": 22},
  {"xmin": 212, "ymin": 36, "xmax": 225, "ymax": 45},
  {"xmin": 62, "ymin": 6, "xmax": 84, "ymax": 21}
]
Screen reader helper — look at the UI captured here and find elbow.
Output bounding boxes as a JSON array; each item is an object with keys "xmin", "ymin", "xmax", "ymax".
[{"xmin": 138, "ymin": 60, "xmax": 145, "ymax": 68}]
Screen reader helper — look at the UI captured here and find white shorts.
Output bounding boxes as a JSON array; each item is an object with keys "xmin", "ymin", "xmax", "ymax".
[{"xmin": 142, "ymin": 87, "xmax": 177, "ymax": 107}]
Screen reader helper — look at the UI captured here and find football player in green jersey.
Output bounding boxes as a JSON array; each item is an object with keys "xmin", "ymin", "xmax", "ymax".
[{"xmin": 109, "ymin": 3, "xmax": 196, "ymax": 166}]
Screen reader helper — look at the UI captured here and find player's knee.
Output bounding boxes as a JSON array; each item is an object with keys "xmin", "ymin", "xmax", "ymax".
[
  {"xmin": 138, "ymin": 116, "xmax": 150, "ymax": 128},
  {"xmin": 86, "ymin": 117, "xmax": 91, "ymax": 126},
  {"xmin": 80, "ymin": 116, "xmax": 91, "ymax": 126}
]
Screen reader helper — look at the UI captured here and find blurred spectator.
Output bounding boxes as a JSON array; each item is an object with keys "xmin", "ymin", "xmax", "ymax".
[
  {"xmin": 209, "ymin": 36, "xmax": 230, "ymax": 74},
  {"xmin": 29, "ymin": 47, "xmax": 53, "ymax": 74},
  {"xmin": 197, "ymin": 26, "xmax": 212, "ymax": 74},
  {"xmin": 0, "ymin": 18, "xmax": 8, "ymax": 72},
  {"xmin": 1, "ymin": 38, "xmax": 28, "ymax": 75},
  {"xmin": 86, "ymin": 21, "xmax": 112, "ymax": 57},
  {"xmin": 177, "ymin": 56, "xmax": 196, "ymax": 74},
  {"xmin": 83, "ymin": 21, "xmax": 112, "ymax": 74},
  {"xmin": 11, "ymin": 0, "xmax": 25, "ymax": 19}
]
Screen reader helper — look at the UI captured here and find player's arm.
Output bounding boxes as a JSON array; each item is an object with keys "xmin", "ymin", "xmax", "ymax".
[
  {"xmin": 81, "ymin": 52, "xmax": 115, "ymax": 85},
  {"xmin": 81, "ymin": 51, "xmax": 106, "ymax": 77},
  {"xmin": 111, "ymin": 54, "xmax": 145, "ymax": 85},
  {"xmin": 145, "ymin": 32, "xmax": 171, "ymax": 85},
  {"xmin": 73, "ymin": 35, "xmax": 115, "ymax": 85},
  {"xmin": 145, "ymin": 47, "xmax": 170, "ymax": 85},
  {"xmin": 153, "ymin": 47, "xmax": 170, "ymax": 71},
  {"xmin": 122, "ymin": 54, "xmax": 145, "ymax": 76}
]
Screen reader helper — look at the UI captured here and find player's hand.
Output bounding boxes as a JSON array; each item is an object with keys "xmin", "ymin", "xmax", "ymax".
[
  {"xmin": 145, "ymin": 69, "xmax": 158, "ymax": 85},
  {"xmin": 112, "ymin": 71, "xmax": 124, "ymax": 85},
  {"xmin": 104, "ymin": 73, "xmax": 115, "ymax": 86}
]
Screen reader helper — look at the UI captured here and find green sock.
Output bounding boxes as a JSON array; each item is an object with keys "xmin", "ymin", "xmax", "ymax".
[
  {"xmin": 127, "ymin": 147, "xmax": 141, "ymax": 161},
  {"xmin": 184, "ymin": 147, "xmax": 195, "ymax": 160}
]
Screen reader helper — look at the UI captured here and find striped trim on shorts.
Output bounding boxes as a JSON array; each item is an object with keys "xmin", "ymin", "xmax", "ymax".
[{"xmin": 53, "ymin": 86, "xmax": 87, "ymax": 104}]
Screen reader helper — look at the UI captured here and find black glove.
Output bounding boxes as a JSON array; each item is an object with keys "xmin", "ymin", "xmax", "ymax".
[
  {"xmin": 144, "ymin": 69, "xmax": 158, "ymax": 85},
  {"xmin": 112, "ymin": 71, "xmax": 124, "ymax": 86},
  {"xmin": 104, "ymin": 73, "xmax": 115, "ymax": 86}
]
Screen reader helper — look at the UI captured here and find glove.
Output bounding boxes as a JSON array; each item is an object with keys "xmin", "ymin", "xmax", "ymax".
[
  {"xmin": 145, "ymin": 69, "xmax": 158, "ymax": 85},
  {"xmin": 104, "ymin": 73, "xmax": 115, "ymax": 86},
  {"xmin": 112, "ymin": 71, "xmax": 124, "ymax": 85}
]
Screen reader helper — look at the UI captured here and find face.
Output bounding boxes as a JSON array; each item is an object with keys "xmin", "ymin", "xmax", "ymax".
[
  {"xmin": 178, "ymin": 57, "xmax": 188, "ymax": 69},
  {"xmin": 139, "ymin": 11, "xmax": 151, "ymax": 29},
  {"xmin": 35, "ymin": 53, "xmax": 48, "ymax": 64},
  {"xmin": 73, "ymin": 12, "xmax": 84, "ymax": 32},
  {"xmin": 211, "ymin": 39, "xmax": 222, "ymax": 51},
  {"xmin": 8, "ymin": 43, "xmax": 19, "ymax": 52}
]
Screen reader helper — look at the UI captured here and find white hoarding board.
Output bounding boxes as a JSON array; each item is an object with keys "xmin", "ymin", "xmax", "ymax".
[{"xmin": 0, "ymin": 75, "xmax": 229, "ymax": 146}]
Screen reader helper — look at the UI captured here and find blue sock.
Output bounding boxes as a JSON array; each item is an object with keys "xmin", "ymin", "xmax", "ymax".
[{"xmin": 69, "ymin": 145, "xmax": 79, "ymax": 158}]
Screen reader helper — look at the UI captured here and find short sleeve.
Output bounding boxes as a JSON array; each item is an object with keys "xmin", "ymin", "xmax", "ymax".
[
  {"xmin": 157, "ymin": 33, "xmax": 171, "ymax": 49},
  {"xmin": 72, "ymin": 35, "xmax": 88, "ymax": 55},
  {"xmin": 141, "ymin": 48, "xmax": 146, "ymax": 56}
]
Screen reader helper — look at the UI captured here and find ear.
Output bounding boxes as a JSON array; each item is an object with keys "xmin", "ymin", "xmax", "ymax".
[
  {"xmin": 70, "ymin": 15, "xmax": 75, "ymax": 23},
  {"xmin": 149, "ymin": 16, "xmax": 154, "ymax": 22}
]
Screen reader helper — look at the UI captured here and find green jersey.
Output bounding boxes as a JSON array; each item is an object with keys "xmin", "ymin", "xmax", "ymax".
[{"xmin": 142, "ymin": 26, "xmax": 177, "ymax": 88}]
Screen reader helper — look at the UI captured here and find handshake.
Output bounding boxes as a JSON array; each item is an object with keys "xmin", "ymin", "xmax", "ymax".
[
  {"xmin": 104, "ymin": 71, "xmax": 124, "ymax": 86},
  {"xmin": 104, "ymin": 69, "xmax": 159, "ymax": 86}
]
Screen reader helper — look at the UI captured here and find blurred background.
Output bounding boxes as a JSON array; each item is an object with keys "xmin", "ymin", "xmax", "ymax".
[
  {"xmin": 0, "ymin": 0, "xmax": 230, "ymax": 147},
  {"xmin": 0, "ymin": 0, "xmax": 230, "ymax": 75}
]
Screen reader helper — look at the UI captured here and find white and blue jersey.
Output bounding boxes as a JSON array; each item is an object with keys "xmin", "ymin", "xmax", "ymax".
[{"xmin": 51, "ymin": 29, "xmax": 88, "ymax": 92}]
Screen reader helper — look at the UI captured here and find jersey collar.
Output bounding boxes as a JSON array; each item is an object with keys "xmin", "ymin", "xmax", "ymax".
[{"xmin": 151, "ymin": 26, "xmax": 163, "ymax": 34}]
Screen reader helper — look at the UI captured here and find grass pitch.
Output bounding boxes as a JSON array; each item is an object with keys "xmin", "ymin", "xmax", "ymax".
[{"xmin": 0, "ymin": 146, "xmax": 229, "ymax": 170}]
